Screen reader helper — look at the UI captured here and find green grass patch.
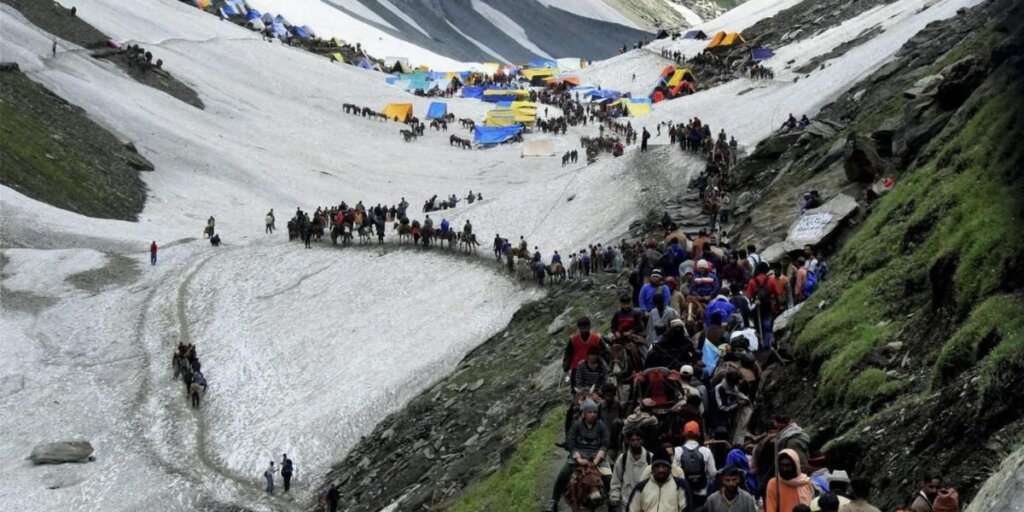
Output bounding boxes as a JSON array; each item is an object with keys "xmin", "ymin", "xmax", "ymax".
[
  {"xmin": 796, "ymin": 69, "xmax": 1024, "ymax": 403},
  {"xmin": 926, "ymin": 27, "xmax": 1001, "ymax": 75},
  {"xmin": 934, "ymin": 294, "xmax": 1024, "ymax": 387},
  {"xmin": 445, "ymin": 406, "xmax": 566, "ymax": 512}
]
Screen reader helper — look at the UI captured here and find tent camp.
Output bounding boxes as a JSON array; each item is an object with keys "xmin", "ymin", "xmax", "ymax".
[
  {"xmin": 473, "ymin": 124, "xmax": 523, "ymax": 145},
  {"xmin": 751, "ymin": 48, "xmax": 775, "ymax": 61},
  {"xmin": 707, "ymin": 31, "xmax": 746, "ymax": 49},
  {"xmin": 384, "ymin": 57, "xmax": 412, "ymax": 74},
  {"xmin": 624, "ymin": 99, "xmax": 651, "ymax": 117},
  {"xmin": 382, "ymin": 103, "xmax": 413, "ymax": 122},
  {"xmin": 521, "ymin": 139, "xmax": 555, "ymax": 157},
  {"xmin": 426, "ymin": 102, "xmax": 447, "ymax": 120},
  {"xmin": 683, "ymin": 29, "xmax": 708, "ymax": 40}
]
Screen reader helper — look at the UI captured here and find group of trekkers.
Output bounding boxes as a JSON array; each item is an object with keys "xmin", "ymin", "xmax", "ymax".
[
  {"xmin": 544, "ymin": 225, "xmax": 959, "ymax": 511},
  {"xmin": 171, "ymin": 341, "xmax": 207, "ymax": 409}
]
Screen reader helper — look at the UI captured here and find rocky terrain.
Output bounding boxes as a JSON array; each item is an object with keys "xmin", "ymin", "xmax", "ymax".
[{"xmin": 0, "ymin": 69, "xmax": 151, "ymax": 221}]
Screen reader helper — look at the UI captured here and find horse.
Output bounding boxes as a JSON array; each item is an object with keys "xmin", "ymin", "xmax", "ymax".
[
  {"xmin": 683, "ymin": 295, "xmax": 706, "ymax": 338},
  {"xmin": 203, "ymin": 225, "xmax": 214, "ymax": 239},
  {"xmin": 458, "ymin": 232, "xmax": 479, "ymax": 253},
  {"xmin": 287, "ymin": 220, "xmax": 298, "ymax": 241},
  {"xmin": 547, "ymin": 262, "xmax": 567, "ymax": 285},
  {"xmin": 358, "ymin": 224, "xmax": 373, "ymax": 245},
  {"xmin": 437, "ymin": 229, "xmax": 457, "ymax": 249},
  {"xmin": 341, "ymin": 223, "xmax": 353, "ymax": 246},
  {"xmin": 420, "ymin": 226, "xmax": 433, "ymax": 247},
  {"xmin": 393, "ymin": 222, "xmax": 412, "ymax": 244},
  {"xmin": 401, "ymin": 129, "xmax": 417, "ymax": 142},
  {"xmin": 429, "ymin": 120, "xmax": 442, "ymax": 131},
  {"xmin": 515, "ymin": 258, "xmax": 531, "ymax": 281},
  {"xmin": 566, "ymin": 464, "xmax": 606, "ymax": 512},
  {"xmin": 330, "ymin": 224, "xmax": 340, "ymax": 245}
]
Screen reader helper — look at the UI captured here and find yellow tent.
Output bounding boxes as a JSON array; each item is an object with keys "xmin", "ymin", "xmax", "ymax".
[
  {"xmin": 382, "ymin": 103, "xmax": 413, "ymax": 122},
  {"xmin": 330, "ymin": 52, "xmax": 345, "ymax": 63},
  {"xmin": 196, "ymin": 0, "xmax": 211, "ymax": 8},
  {"xmin": 483, "ymin": 89, "xmax": 531, "ymax": 98},
  {"xmin": 667, "ymin": 68, "xmax": 695, "ymax": 87},
  {"xmin": 721, "ymin": 32, "xmax": 746, "ymax": 46},
  {"xmin": 417, "ymin": 64, "xmax": 430, "ymax": 72},
  {"xmin": 706, "ymin": 31, "xmax": 726, "ymax": 48},
  {"xmin": 521, "ymin": 68, "xmax": 556, "ymax": 80},
  {"xmin": 624, "ymin": 101, "xmax": 651, "ymax": 117}
]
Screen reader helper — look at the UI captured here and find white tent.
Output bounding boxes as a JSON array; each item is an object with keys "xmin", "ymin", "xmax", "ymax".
[
  {"xmin": 521, "ymin": 139, "xmax": 555, "ymax": 157},
  {"xmin": 556, "ymin": 57, "xmax": 582, "ymax": 71}
]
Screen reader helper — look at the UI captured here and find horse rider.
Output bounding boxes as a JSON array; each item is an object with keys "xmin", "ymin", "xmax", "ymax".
[
  {"xmin": 440, "ymin": 218, "xmax": 450, "ymax": 234},
  {"xmin": 463, "ymin": 220, "xmax": 473, "ymax": 237},
  {"xmin": 552, "ymin": 251, "xmax": 562, "ymax": 265}
]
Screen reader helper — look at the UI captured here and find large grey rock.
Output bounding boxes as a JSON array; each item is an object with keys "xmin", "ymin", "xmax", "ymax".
[
  {"xmin": 843, "ymin": 132, "xmax": 883, "ymax": 183},
  {"xmin": 936, "ymin": 56, "xmax": 987, "ymax": 109},
  {"xmin": 752, "ymin": 131, "xmax": 802, "ymax": 159},
  {"xmin": 966, "ymin": 444, "xmax": 1024, "ymax": 512},
  {"xmin": 902, "ymin": 73, "xmax": 943, "ymax": 99},
  {"xmin": 773, "ymin": 302, "xmax": 805, "ymax": 332},
  {"xmin": 29, "ymin": 441, "xmax": 94, "ymax": 464},
  {"xmin": 787, "ymin": 194, "xmax": 858, "ymax": 245}
]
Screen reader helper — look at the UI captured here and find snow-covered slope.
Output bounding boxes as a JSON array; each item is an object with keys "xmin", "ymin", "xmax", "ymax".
[{"xmin": 0, "ymin": 0, "xmax": 984, "ymax": 509}]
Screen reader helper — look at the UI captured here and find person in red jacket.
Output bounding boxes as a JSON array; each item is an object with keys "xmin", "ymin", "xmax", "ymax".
[
  {"xmin": 150, "ymin": 241, "xmax": 158, "ymax": 266},
  {"xmin": 744, "ymin": 262, "xmax": 782, "ymax": 348},
  {"xmin": 563, "ymin": 317, "xmax": 603, "ymax": 377}
]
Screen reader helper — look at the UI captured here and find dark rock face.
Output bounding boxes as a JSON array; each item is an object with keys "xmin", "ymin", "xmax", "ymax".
[
  {"xmin": 29, "ymin": 441, "xmax": 94, "ymax": 464},
  {"xmin": 935, "ymin": 56, "xmax": 988, "ymax": 109},
  {"xmin": 322, "ymin": 0, "xmax": 651, "ymax": 62},
  {"xmin": 843, "ymin": 132, "xmax": 883, "ymax": 183}
]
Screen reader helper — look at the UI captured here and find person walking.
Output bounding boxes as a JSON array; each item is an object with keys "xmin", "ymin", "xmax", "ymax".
[
  {"xmin": 281, "ymin": 454, "xmax": 294, "ymax": 492},
  {"xmin": 150, "ymin": 241, "xmax": 158, "ymax": 265},
  {"xmin": 264, "ymin": 461, "xmax": 275, "ymax": 494},
  {"xmin": 325, "ymin": 484, "xmax": 340, "ymax": 512}
]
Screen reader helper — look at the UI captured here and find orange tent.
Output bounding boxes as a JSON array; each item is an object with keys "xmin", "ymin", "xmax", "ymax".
[{"xmin": 706, "ymin": 31, "xmax": 726, "ymax": 48}]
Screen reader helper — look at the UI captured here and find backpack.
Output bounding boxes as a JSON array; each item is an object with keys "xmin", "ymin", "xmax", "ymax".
[
  {"xmin": 679, "ymin": 445, "xmax": 708, "ymax": 490},
  {"xmin": 282, "ymin": 460, "xmax": 293, "ymax": 475},
  {"xmin": 754, "ymin": 278, "xmax": 773, "ymax": 313},
  {"xmin": 817, "ymin": 260, "xmax": 830, "ymax": 282},
  {"xmin": 803, "ymin": 271, "xmax": 819, "ymax": 298}
]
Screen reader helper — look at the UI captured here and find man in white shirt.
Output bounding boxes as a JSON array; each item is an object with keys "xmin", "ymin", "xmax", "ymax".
[{"xmin": 611, "ymin": 433, "xmax": 652, "ymax": 512}]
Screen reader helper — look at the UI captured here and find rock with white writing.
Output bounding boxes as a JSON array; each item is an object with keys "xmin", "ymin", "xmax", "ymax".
[{"xmin": 762, "ymin": 194, "xmax": 859, "ymax": 262}]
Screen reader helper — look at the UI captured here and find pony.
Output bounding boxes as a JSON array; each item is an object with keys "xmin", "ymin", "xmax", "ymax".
[
  {"xmin": 437, "ymin": 229, "xmax": 457, "ymax": 249},
  {"xmin": 393, "ymin": 222, "xmax": 412, "ymax": 244},
  {"xmin": 515, "ymin": 258, "xmax": 531, "ymax": 281},
  {"xmin": 358, "ymin": 224, "xmax": 373, "ymax": 245},
  {"xmin": 458, "ymin": 232, "xmax": 479, "ymax": 253},
  {"xmin": 566, "ymin": 464, "xmax": 606, "ymax": 512},
  {"xmin": 547, "ymin": 262, "xmax": 567, "ymax": 285}
]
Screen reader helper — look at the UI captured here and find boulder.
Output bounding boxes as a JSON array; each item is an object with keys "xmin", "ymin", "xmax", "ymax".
[
  {"xmin": 752, "ymin": 131, "xmax": 802, "ymax": 159},
  {"xmin": 936, "ymin": 56, "xmax": 987, "ymax": 109},
  {"xmin": 787, "ymin": 194, "xmax": 858, "ymax": 246},
  {"xmin": 29, "ymin": 441, "xmax": 94, "ymax": 464},
  {"xmin": 773, "ymin": 302, "xmax": 805, "ymax": 332},
  {"xmin": 842, "ymin": 132, "xmax": 883, "ymax": 183},
  {"xmin": 902, "ymin": 73, "xmax": 943, "ymax": 99}
]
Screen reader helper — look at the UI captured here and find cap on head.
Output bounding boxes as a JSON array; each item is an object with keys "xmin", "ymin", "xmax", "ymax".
[
  {"xmin": 684, "ymin": 421, "xmax": 701, "ymax": 437},
  {"xmin": 680, "ymin": 365, "xmax": 694, "ymax": 376}
]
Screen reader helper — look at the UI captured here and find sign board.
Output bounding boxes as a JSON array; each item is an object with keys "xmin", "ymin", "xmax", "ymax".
[{"xmin": 789, "ymin": 212, "xmax": 833, "ymax": 242}]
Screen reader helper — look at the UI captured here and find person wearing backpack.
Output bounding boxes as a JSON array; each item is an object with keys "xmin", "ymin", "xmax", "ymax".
[
  {"xmin": 280, "ymin": 454, "xmax": 294, "ymax": 492},
  {"xmin": 673, "ymin": 421, "xmax": 717, "ymax": 509},
  {"xmin": 611, "ymin": 433, "xmax": 652, "ymax": 512},
  {"xmin": 744, "ymin": 263, "xmax": 782, "ymax": 349}
]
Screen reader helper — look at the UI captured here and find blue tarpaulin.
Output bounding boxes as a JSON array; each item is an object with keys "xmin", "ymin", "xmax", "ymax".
[
  {"xmin": 385, "ymin": 76, "xmax": 398, "ymax": 85},
  {"xmin": 426, "ymin": 102, "xmax": 447, "ymax": 119},
  {"xmin": 751, "ymin": 48, "xmax": 775, "ymax": 61},
  {"xmin": 408, "ymin": 79, "xmax": 429, "ymax": 91},
  {"xmin": 482, "ymin": 93, "xmax": 518, "ymax": 103},
  {"xmin": 473, "ymin": 124, "xmax": 522, "ymax": 145},
  {"xmin": 587, "ymin": 89, "xmax": 622, "ymax": 100},
  {"xmin": 462, "ymin": 86, "xmax": 484, "ymax": 99},
  {"xmin": 245, "ymin": 9, "xmax": 261, "ymax": 20}
]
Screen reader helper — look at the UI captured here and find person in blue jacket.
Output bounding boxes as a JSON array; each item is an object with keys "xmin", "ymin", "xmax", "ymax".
[
  {"xmin": 691, "ymin": 259, "xmax": 720, "ymax": 299},
  {"xmin": 440, "ymin": 218, "xmax": 450, "ymax": 234},
  {"xmin": 704, "ymin": 293, "xmax": 737, "ymax": 327},
  {"xmin": 552, "ymin": 251, "xmax": 562, "ymax": 265},
  {"xmin": 639, "ymin": 269, "xmax": 673, "ymax": 312}
]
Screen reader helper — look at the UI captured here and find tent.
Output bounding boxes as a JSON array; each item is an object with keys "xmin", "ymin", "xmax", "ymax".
[
  {"xmin": 482, "ymin": 89, "xmax": 530, "ymax": 103},
  {"xmin": 330, "ymin": 52, "xmax": 345, "ymax": 63},
  {"xmin": 274, "ymin": 14, "xmax": 290, "ymax": 26},
  {"xmin": 260, "ymin": 12, "xmax": 274, "ymax": 24},
  {"xmin": 527, "ymin": 59, "xmax": 557, "ymax": 69},
  {"xmin": 382, "ymin": 103, "xmax": 413, "ymax": 122},
  {"xmin": 293, "ymin": 26, "xmax": 311, "ymax": 39},
  {"xmin": 301, "ymin": 25, "xmax": 316, "ymax": 38},
  {"xmin": 666, "ymin": 68, "xmax": 695, "ymax": 87},
  {"xmin": 521, "ymin": 68, "xmax": 556, "ymax": 81},
  {"xmin": 556, "ymin": 58, "xmax": 582, "ymax": 71},
  {"xmin": 670, "ymin": 81, "xmax": 696, "ymax": 96},
  {"xmin": 245, "ymin": 18, "xmax": 265, "ymax": 30},
  {"xmin": 384, "ymin": 57, "xmax": 412, "ymax": 74},
  {"xmin": 624, "ymin": 101, "xmax": 651, "ymax": 117},
  {"xmin": 219, "ymin": 5, "xmax": 238, "ymax": 17},
  {"xmin": 588, "ymin": 89, "xmax": 622, "ymax": 101},
  {"xmin": 462, "ymin": 86, "xmax": 484, "ymax": 99},
  {"xmin": 408, "ymin": 79, "xmax": 429, "ymax": 91},
  {"xmin": 426, "ymin": 102, "xmax": 448, "ymax": 119},
  {"xmin": 357, "ymin": 58, "xmax": 373, "ymax": 69},
  {"xmin": 521, "ymin": 139, "xmax": 555, "ymax": 157},
  {"xmin": 655, "ymin": 29, "xmax": 670, "ymax": 39},
  {"xmin": 269, "ymin": 22, "xmax": 289, "ymax": 39},
  {"xmin": 473, "ymin": 124, "xmax": 523, "ymax": 145},
  {"xmin": 545, "ymin": 76, "xmax": 581, "ymax": 88},
  {"xmin": 707, "ymin": 31, "xmax": 745, "ymax": 48},
  {"xmin": 245, "ymin": 9, "xmax": 261, "ymax": 21},
  {"xmin": 683, "ymin": 29, "xmax": 708, "ymax": 40},
  {"xmin": 751, "ymin": 48, "xmax": 775, "ymax": 61}
]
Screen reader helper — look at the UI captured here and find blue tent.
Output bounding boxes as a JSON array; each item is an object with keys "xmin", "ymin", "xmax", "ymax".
[
  {"xmin": 462, "ymin": 86, "xmax": 484, "ymax": 99},
  {"xmin": 293, "ymin": 26, "xmax": 311, "ymax": 39},
  {"xmin": 588, "ymin": 89, "xmax": 622, "ymax": 100},
  {"xmin": 385, "ymin": 76, "xmax": 398, "ymax": 85},
  {"xmin": 261, "ymin": 12, "xmax": 274, "ymax": 24},
  {"xmin": 274, "ymin": 14, "xmax": 290, "ymax": 26},
  {"xmin": 357, "ymin": 58, "xmax": 373, "ymax": 69},
  {"xmin": 221, "ymin": 5, "xmax": 238, "ymax": 17},
  {"xmin": 426, "ymin": 102, "xmax": 448, "ymax": 119},
  {"xmin": 269, "ymin": 22, "xmax": 289, "ymax": 38},
  {"xmin": 683, "ymin": 29, "xmax": 708, "ymax": 40},
  {"xmin": 527, "ymin": 59, "xmax": 557, "ymax": 69},
  {"xmin": 245, "ymin": 9, "xmax": 261, "ymax": 21},
  {"xmin": 751, "ymin": 48, "xmax": 775, "ymax": 61},
  {"xmin": 473, "ymin": 124, "xmax": 523, "ymax": 145}
]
